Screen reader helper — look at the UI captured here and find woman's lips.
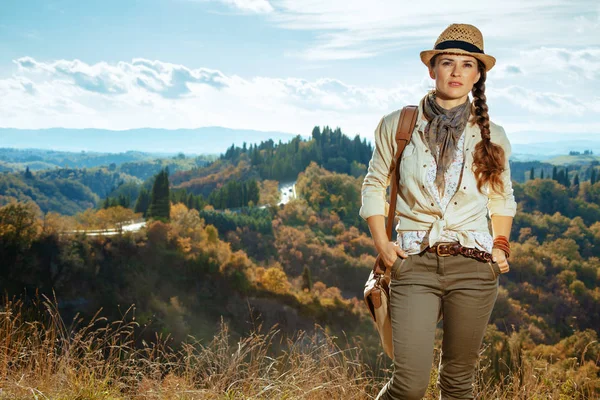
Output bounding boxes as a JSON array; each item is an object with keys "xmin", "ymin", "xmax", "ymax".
[{"xmin": 449, "ymin": 82, "xmax": 463, "ymax": 87}]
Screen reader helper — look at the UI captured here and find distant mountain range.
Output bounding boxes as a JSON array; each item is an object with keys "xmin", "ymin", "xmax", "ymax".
[
  {"xmin": 1, "ymin": 127, "xmax": 599, "ymax": 160},
  {"xmin": 0, "ymin": 127, "xmax": 308, "ymax": 155},
  {"xmin": 508, "ymin": 132, "xmax": 600, "ymax": 160}
]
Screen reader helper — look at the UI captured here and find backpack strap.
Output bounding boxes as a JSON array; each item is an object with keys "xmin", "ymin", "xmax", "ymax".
[{"xmin": 385, "ymin": 105, "xmax": 419, "ymax": 240}]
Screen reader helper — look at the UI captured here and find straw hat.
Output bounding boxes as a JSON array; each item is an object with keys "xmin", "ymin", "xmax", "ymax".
[{"xmin": 420, "ymin": 24, "xmax": 496, "ymax": 71}]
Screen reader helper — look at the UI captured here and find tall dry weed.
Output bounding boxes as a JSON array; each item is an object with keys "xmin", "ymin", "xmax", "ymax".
[{"xmin": 0, "ymin": 294, "xmax": 598, "ymax": 399}]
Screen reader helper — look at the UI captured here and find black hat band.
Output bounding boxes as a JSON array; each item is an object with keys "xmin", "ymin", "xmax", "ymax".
[{"xmin": 435, "ymin": 40, "xmax": 484, "ymax": 54}]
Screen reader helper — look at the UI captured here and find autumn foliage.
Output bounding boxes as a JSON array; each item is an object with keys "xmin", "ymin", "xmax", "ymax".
[{"xmin": 2, "ymin": 159, "xmax": 600, "ymax": 398}]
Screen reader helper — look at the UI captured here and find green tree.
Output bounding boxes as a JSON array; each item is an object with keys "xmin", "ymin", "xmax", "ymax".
[
  {"xmin": 0, "ymin": 202, "xmax": 41, "ymax": 283},
  {"xmin": 530, "ymin": 167, "xmax": 534, "ymax": 180},
  {"xmin": 522, "ymin": 179, "xmax": 570, "ymax": 215},
  {"xmin": 186, "ymin": 192, "xmax": 195, "ymax": 210},
  {"xmin": 557, "ymin": 169, "xmax": 565, "ymax": 186},
  {"xmin": 117, "ymin": 194, "xmax": 131, "ymax": 208},
  {"xmin": 247, "ymin": 179, "xmax": 260, "ymax": 206},
  {"xmin": 311, "ymin": 126, "xmax": 322, "ymax": 143},
  {"xmin": 302, "ymin": 265, "xmax": 313, "ymax": 291},
  {"xmin": 591, "ymin": 168, "xmax": 597, "ymax": 185},
  {"xmin": 134, "ymin": 188, "xmax": 151, "ymax": 217},
  {"xmin": 147, "ymin": 169, "xmax": 171, "ymax": 221},
  {"xmin": 0, "ymin": 202, "xmax": 40, "ymax": 247},
  {"xmin": 573, "ymin": 173, "xmax": 580, "ymax": 186},
  {"xmin": 540, "ymin": 169, "xmax": 544, "ymax": 179}
]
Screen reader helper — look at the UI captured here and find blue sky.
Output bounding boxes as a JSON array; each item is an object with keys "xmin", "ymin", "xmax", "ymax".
[{"xmin": 0, "ymin": 0, "xmax": 598, "ymax": 144}]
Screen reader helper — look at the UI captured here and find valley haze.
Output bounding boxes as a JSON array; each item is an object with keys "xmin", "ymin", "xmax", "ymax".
[
  {"xmin": 0, "ymin": 127, "xmax": 307, "ymax": 155},
  {"xmin": 1, "ymin": 127, "xmax": 600, "ymax": 159}
]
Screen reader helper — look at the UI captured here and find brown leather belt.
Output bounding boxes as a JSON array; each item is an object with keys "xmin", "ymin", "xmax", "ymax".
[{"xmin": 426, "ymin": 242, "xmax": 492, "ymax": 263}]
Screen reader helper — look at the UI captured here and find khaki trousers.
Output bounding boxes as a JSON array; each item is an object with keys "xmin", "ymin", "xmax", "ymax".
[{"xmin": 376, "ymin": 250, "xmax": 500, "ymax": 400}]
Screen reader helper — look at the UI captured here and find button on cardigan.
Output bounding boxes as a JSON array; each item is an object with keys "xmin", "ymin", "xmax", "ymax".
[{"xmin": 359, "ymin": 102, "xmax": 517, "ymax": 251}]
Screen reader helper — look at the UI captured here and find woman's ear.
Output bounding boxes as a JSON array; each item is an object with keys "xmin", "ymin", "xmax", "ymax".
[{"xmin": 428, "ymin": 66, "xmax": 436, "ymax": 80}]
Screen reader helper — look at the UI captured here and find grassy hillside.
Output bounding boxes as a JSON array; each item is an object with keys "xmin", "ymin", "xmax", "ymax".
[
  {"xmin": 546, "ymin": 154, "xmax": 600, "ymax": 166},
  {"xmin": 0, "ymin": 147, "xmax": 216, "ymax": 179},
  {"xmin": 0, "ymin": 148, "xmax": 166, "ymax": 171},
  {"xmin": 0, "ymin": 168, "xmax": 141, "ymax": 214}
]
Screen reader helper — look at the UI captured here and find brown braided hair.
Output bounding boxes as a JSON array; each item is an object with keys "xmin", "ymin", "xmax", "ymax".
[
  {"xmin": 430, "ymin": 54, "xmax": 506, "ymax": 194},
  {"xmin": 469, "ymin": 60, "xmax": 506, "ymax": 194}
]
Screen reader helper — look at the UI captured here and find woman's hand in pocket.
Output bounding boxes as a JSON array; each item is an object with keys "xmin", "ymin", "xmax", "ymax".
[
  {"xmin": 492, "ymin": 248, "xmax": 509, "ymax": 274},
  {"xmin": 375, "ymin": 241, "xmax": 408, "ymax": 274}
]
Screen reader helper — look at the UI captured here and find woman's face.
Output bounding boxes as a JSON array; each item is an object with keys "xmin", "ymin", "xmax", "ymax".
[{"xmin": 428, "ymin": 54, "xmax": 481, "ymax": 105}]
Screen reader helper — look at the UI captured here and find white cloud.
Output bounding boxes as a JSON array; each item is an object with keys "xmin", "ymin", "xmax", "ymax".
[
  {"xmin": 14, "ymin": 57, "xmax": 229, "ymax": 97},
  {"xmin": 0, "ymin": 57, "xmax": 597, "ymax": 140},
  {"xmin": 492, "ymin": 47, "xmax": 600, "ymax": 83},
  {"xmin": 183, "ymin": 0, "xmax": 273, "ymax": 13},
  {"xmin": 212, "ymin": 0, "xmax": 273, "ymax": 13},
  {"xmin": 3, "ymin": 57, "xmax": 418, "ymax": 135},
  {"xmin": 491, "ymin": 85, "xmax": 587, "ymax": 115},
  {"xmin": 264, "ymin": 0, "xmax": 598, "ymax": 60}
]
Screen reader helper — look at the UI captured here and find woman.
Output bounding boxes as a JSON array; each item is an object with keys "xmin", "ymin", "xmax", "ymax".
[{"xmin": 359, "ymin": 24, "xmax": 517, "ymax": 399}]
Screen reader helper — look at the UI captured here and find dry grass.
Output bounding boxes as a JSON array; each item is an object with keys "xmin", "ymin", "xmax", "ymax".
[
  {"xmin": 0, "ymin": 294, "xmax": 379, "ymax": 399},
  {"xmin": 0, "ymin": 295, "xmax": 598, "ymax": 399}
]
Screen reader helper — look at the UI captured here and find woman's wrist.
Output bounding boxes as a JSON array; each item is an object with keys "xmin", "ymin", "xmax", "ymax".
[
  {"xmin": 366, "ymin": 215, "xmax": 389, "ymax": 252},
  {"xmin": 374, "ymin": 237, "xmax": 390, "ymax": 252},
  {"xmin": 492, "ymin": 235, "xmax": 511, "ymax": 258}
]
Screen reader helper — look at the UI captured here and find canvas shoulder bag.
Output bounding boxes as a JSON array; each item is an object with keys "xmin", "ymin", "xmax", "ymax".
[{"xmin": 363, "ymin": 105, "xmax": 418, "ymax": 359}]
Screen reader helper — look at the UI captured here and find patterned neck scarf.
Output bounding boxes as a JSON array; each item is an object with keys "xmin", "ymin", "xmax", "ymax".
[{"xmin": 421, "ymin": 91, "xmax": 471, "ymax": 195}]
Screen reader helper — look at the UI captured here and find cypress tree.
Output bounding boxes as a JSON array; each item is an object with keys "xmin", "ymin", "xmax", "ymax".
[
  {"xmin": 148, "ymin": 169, "xmax": 171, "ymax": 221},
  {"xmin": 208, "ymin": 191, "xmax": 215, "ymax": 209},
  {"xmin": 173, "ymin": 189, "xmax": 187, "ymax": 204},
  {"xmin": 592, "ymin": 168, "xmax": 597, "ymax": 185},
  {"xmin": 565, "ymin": 167, "xmax": 570, "ymax": 187},
  {"xmin": 186, "ymin": 193, "xmax": 194, "ymax": 209},
  {"xmin": 573, "ymin": 173, "xmax": 580, "ymax": 186},
  {"xmin": 552, "ymin": 166, "xmax": 558, "ymax": 181},
  {"xmin": 302, "ymin": 265, "xmax": 313, "ymax": 291},
  {"xmin": 24, "ymin": 166, "xmax": 33, "ymax": 179},
  {"xmin": 250, "ymin": 146, "xmax": 262, "ymax": 166},
  {"xmin": 250, "ymin": 180, "xmax": 260, "ymax": 205},
  {"xmin": 540, "ymin": 169, "xmax": 544, "ymax": 179},
  {"xmin": 163, "ymin": 169, "xmax": 171, "ymax": 217},
  {"xmin": 530, "ymin": 167, "xmax": 534, "ymax": 180},
  {"xmin": 135, "ymin": 188, "xmax": 151, "ymax": 216},
  {"xmin": 241, "ymin": 181, "xmax": 248, "ymax": 207},
  {"xmin": 118, "ymin": 194, "xmax": 130, "ymax": 208},
  {"xmin": 197, "ymin": 194, "xmax": 205, "ymax": 210},
  {"xmin": 224, "ymin": 182, "xmax": 233, "ymax": 208},
  {"xmin": 312, "ymin": 126, "xmax": 322, "ymax": 143},
  {"xmin": 210, "ymin": 189, "xmax": 224, "ymax": 209},
  {"xmin": 557, "ymin": 169, "xmax": 565, "ymax": 186}
]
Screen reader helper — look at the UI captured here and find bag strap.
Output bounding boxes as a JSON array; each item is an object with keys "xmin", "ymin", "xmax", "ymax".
[{"xmin": 385, "ymin": 105, "xmax": 418, "ymax": 240}]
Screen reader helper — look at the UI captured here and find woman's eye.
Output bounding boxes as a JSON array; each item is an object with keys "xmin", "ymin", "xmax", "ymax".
[{"xmin": 464, "ymin": 64, "xmax": 473, "ymax": 68}]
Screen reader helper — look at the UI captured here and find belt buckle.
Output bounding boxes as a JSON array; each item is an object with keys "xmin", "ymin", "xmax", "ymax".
[{"xmin": 436, "ymin": 244, "xmax": 451, "ymax": 257}]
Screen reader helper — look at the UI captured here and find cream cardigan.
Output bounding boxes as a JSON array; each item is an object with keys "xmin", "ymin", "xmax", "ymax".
[{"xmin": 359, "ymin": 102, "xmax": 518, "ymax": 248}]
